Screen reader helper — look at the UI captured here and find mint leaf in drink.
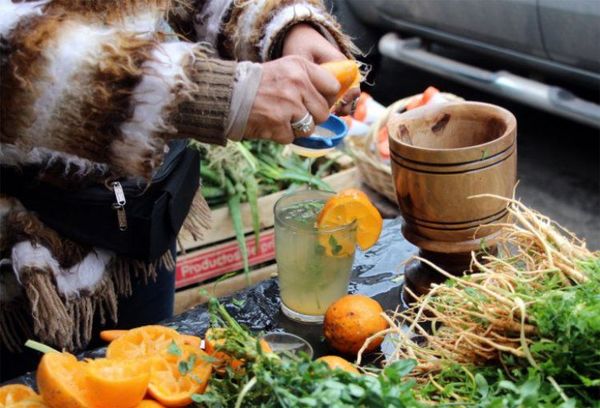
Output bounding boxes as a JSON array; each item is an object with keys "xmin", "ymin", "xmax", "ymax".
[
  {"xmin": 315, "ymin": 244, "xmax": 326, "ymax": 255},
  {"xmin": 329, "ymin": 235, "xmax": 342, "ymax": 255}
]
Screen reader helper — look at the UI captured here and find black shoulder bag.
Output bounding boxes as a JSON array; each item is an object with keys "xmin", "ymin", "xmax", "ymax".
[{"xmin": 1, "ymin": 140, "xmax": 200, "ymax": 261}]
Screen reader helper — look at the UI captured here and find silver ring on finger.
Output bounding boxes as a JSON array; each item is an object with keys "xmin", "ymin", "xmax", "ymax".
[{"xmin": 291, "ymin": 112, "xmax": 315, "ymax": 137}]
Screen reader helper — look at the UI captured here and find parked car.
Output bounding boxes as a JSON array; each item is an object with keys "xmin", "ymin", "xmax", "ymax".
[{"xmin": 330, "ymin": 0, "xmax": 600, "ymax": 128}]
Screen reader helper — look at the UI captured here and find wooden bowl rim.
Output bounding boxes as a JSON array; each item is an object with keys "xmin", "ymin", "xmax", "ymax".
[{"xmin": 388, "ymin": 102, "xmax": 516, "ymax": 163}]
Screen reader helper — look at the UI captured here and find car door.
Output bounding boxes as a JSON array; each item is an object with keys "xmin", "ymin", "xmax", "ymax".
[
  {"xmin": 538, "ymin": 0, "xmax": 600, "ymax": 76},
  {"xmin": 362, "ymin": 0, "xmax": 546, "ymax": 59}
]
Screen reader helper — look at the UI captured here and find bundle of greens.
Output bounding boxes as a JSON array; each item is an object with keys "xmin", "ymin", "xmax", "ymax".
[
  {"xmin": 191, "ymin": 299, "xmax": 421, "ymax": 408},
  {"xmin": 361, "ymin": 196, "xmax": 600, "ymax": 406},
  {"xmin": 190, "ymin": 140, "xmax": 335, "ymax": 273}
]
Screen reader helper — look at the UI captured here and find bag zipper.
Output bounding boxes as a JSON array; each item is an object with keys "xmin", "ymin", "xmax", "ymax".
[{"xmin": 111, "ymin": 181, "xmax": 128, "ymax": 231}]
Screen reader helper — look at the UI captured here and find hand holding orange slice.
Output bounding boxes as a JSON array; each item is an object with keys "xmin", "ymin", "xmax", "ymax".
[{"xmin": 317, "ymin": 188, "xmax": 383, "ymax": 251}]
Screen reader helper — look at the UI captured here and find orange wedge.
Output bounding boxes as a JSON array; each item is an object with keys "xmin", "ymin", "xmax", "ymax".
[
  {"xmin": 321, "ymin": 60, "xmax": 360, "ymax": 101},
  {"xmin": 0, "ymin": 384, "xmax": 44, "ymax": 407},
  {"xmin": 317, "ymin": 189, "xmax": 383, "ymax": 251},
  {"xmin": 148, "ymin": 346, "xmax": 212, "ymax": 407},
  {"xmin": 36, "ymin": 352, "xmax": 89, "ymax": 408},
  {"xmin": 84, "ymin": 358, "xmax": 150, "ymax": 408},
  {"xmin": 106, "ymin": 325, "xmax": 183, "ymax": 360},
  {"xmin": 101, "ymin": 328, "xmax": 201, "ymax": 349}
]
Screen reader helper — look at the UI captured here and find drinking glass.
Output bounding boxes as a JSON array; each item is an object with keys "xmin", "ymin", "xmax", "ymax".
[{"xmin": 274, "ymin": 190, "xmax": 357, "ymax": 323}]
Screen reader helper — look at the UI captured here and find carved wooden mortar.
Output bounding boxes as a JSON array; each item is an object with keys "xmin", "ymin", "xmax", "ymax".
[{"xmin": 388, "ymin": 102, "xmax": 517, "ymax": 298}]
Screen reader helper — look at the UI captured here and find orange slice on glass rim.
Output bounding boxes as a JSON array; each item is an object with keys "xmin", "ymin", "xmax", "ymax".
[
  {"xmin": 148, "ymin": 345, "xmax": 212, "ymax": 407},
  {"xmin": 317, "ymin": 188, "xmax": 383, "ymax": 251}
]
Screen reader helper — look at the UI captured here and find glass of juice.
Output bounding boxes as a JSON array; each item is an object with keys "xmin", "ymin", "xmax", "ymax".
[{"xmin": 274, "ymin": 190, "xmax": 357, "ymax": 323}]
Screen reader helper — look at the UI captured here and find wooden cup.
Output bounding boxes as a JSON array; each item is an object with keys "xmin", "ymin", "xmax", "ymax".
[{"xmin": 388, "ymin": 102, "xmax": 517, "ymax": 298}]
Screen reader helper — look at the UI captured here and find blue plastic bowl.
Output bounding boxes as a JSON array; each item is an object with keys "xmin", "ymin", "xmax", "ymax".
[{"xmin": 292, "ymin": 114, "xmax": 348, "ymax": 149}]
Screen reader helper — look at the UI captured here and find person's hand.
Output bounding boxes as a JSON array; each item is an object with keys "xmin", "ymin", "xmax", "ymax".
[
  {"xmin": 244, "ymin": 55, "xmax": 340, "ymax": 144},
  {"xmin": 282, "ymin": 23, "xmax": 360, "ymax": 116}
]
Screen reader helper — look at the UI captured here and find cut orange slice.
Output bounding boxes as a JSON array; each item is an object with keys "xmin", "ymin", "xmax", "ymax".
[
  {"xmin": 321, "ymin": 60, "xmax": 360, "ymax": 101},
  {"xmin": 148, "ymin": 346, "xmax": 212, "ymax": 407},
  {"xmin": 0, "ymin": 384, "xmax": 42, "ymax": 406},
  {"xmin": 84, "ymin": 358, "xmax": 150, "ymax": 408},
  {"xmin": 8, "ymin": 400, "xmax": 50, "ymax": 408},
  {"xmin": 317, "ymin": 189, "xmax": 383, "ymax": 251},
  {"xmin": 101, "ymin": 328, "xmax": 201, "ymax": 349},
  {"xmin": 135, "ymin": 401, "xmax": 166, "ymax": 408},
  {"xmin": 36, "ymin": 352, "xmax": 89, "ymax": 408},
  {"xmin": 106, "ymin": 325, "xmax": 182, "ymax": 360}
]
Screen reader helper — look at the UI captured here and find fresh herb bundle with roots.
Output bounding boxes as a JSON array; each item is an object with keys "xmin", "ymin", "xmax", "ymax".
[{"xmin": 359, "ymin": 196, "xmax": 599, "ymax": 406}]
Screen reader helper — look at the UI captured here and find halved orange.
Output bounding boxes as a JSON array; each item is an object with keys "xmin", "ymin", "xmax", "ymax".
[
  {"xmin": 0, "ymin": 384, "xmax": 42, "ymax": 406},
  {"xmin": 135, "ymin": 401, "xmax": 165, "ymax": 408},
  {"xmin": 147, "ymin": 346, "xmax": 212, "ymax": 407},
  {"xmin": 317, "ymin": 189, "xmax": 383, "ymax": 251},
  {"xmin": 84, "ymin": 358, "xmax": 150, "ymax": 408},
  {"xmin": 36, "ymin": 352, "xmax": 89, "ymax": 408},
  {"xmin": 8, "ymin": 400, "xmax": 50, "ymax": 408},
  {"xmin": 106, "ymin": 325, "xmax": 183, "ymax": 360},
  {"xmin": 101, "ymin": 328, "xmax": 201, "ymax": 349}
]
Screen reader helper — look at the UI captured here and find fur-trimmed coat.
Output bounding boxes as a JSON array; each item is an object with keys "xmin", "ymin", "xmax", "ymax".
[{"xmin": 0, "ymin": 0, "xmax": 354, "ymax": 352}]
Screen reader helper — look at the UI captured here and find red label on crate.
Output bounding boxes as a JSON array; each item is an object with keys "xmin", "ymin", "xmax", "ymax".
[{"xmin": 175, "ymin": 230, "xmax": 276, "ymax": 289}]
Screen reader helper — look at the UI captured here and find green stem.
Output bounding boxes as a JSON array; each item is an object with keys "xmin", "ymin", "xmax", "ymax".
[{"xmin": 25, "ymin": 339, "xmax": 59, "ymax": 354}]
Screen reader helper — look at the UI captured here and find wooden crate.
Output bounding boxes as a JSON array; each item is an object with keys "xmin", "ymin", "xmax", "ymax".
[{"xmin": 174, "ymin": 165, "xmax": 359, "ymax": 297}]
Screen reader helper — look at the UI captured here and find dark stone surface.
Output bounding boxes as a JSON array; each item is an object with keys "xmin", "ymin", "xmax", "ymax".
[{"xmin": 11, "ymin": 218, "xmax": 418, "ymax": 387}]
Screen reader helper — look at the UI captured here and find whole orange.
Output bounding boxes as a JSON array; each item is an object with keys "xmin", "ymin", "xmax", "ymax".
[
  {"xmin": 323, "ymin": 294, "xmax": 389, "ymax": 355},
  {"xmin": 316, "ymin": 355, "xmax": 359, "ymax": 374}
]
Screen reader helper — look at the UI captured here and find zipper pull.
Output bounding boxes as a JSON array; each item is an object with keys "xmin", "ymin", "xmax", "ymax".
[{"xmin": 111, "ymin": 181, "xmax": 128, "ymax": 231}]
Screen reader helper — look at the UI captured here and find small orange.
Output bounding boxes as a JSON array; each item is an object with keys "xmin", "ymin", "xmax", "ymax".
[
  {"xmin": 106, "ymin": 325, "xmax": 182, "ymax": 360},
  {"xmin": 0, "ymin": 384, "xmax": 42, "ymax": 406},
  {"xmin": 317, "ymin": 189, "xmax": 383, "ymax": 251},
  {"xmin": 135, "ymin": 401, "xmax": 165, "ymax": 408},
  {"xmin": 84, "ymin": 358, "xmax": 150, "ymax": 408},
  {"xmin": 317, "ymin": 355, "xmax": 360, "ymax": 374},
  {"xmin": 147, "ymin": 345, "xmax": 212, "ymax": 407},
  {"xmin": 321, "ymin": 60, "xmax": 360, "ymax": 101},
  {"xmin": 323, "ymin": 294, "xmax": 389, "ymax": 355},
  {"xmin": 36, "ymin": 352, "xmax": 89, "ymax": 408}
]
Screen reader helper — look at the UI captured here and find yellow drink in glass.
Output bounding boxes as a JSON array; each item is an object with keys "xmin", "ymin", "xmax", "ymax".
[{"xmin": 274, "ymin": 190, "xmax": 357, "ymax": 323}]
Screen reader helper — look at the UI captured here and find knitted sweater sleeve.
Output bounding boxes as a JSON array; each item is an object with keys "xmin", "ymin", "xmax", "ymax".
[
  {"xmin": 0, "ymin": 2, "xmax": 236, "ymax": 182},
  {"xmin": 192, "ymin": 0, "xmax": 358, "ymax": 61}
]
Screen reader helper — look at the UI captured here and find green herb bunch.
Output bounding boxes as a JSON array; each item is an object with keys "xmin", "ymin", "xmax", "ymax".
[{"xmin": 191, "ymin": 299, "xmax": 421, "ymax": 408}]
